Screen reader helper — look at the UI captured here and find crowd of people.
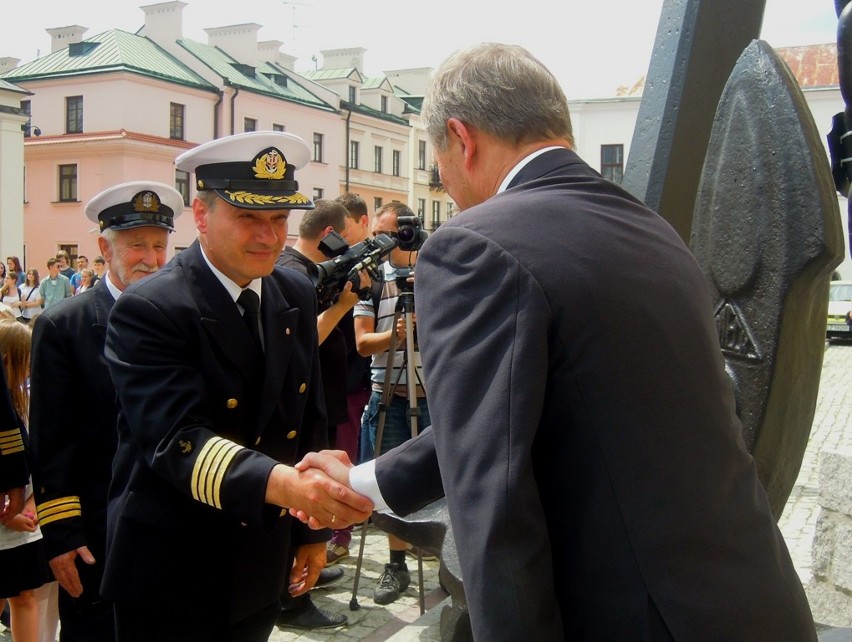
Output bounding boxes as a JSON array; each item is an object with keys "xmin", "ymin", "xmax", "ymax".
[
  {"xmin": 0, "ymin": 41, "xmax": 820, "ymax": 642},
  {"xmin": 0, "ymin": 253, "xmax": 107, "ymax": 325}
]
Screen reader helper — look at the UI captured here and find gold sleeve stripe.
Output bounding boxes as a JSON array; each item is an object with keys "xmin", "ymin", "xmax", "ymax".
[
  {"xmin": 191, "ymin": 437, "xmax": 244, "ymax": 509},
  {"xmin": 37, "ymin": 497, "xmax": 82, "ymax": 526},
  {"xmin": 0, "ymin": 428, "xmax": 24, "ymax": 455}
]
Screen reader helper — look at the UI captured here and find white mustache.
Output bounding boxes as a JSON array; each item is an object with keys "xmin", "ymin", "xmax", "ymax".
[{"xmin": 130, "ymin": 263, "xmax": 158, "ymax": 273}]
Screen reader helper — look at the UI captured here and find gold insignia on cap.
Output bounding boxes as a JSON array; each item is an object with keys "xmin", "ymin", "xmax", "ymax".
[
  {"xmin": 179, "ymin": 439, "xmax": 193, "ymax": 454},
  {"xmin": 252, "ymin": 147, "xmax": 288, "ymax": 180},
  {"xmin": 37, "ymin": 496, "xmax": 82, "ymax": 526},
  {"xmin": 132, "ymin": 191, "xmax": 161, "ymax": 213},
  {"xmin": 224, "ymin": 191, "xmax": 311, "ymax": 207}
]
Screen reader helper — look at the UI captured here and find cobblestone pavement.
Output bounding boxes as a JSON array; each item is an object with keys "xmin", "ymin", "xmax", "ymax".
[
  {"xmin": 778, "ymin": 342, "xmax": 852, "ymax": 586},
  {"xmin": 1, "ymin": 343, "xmax": 847, "ymax": 642}
]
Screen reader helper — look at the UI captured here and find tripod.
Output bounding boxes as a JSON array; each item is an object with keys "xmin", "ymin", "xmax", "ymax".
[{"xmin": 349, "ymin": 287, "xmax": 428, "ymax": 614}]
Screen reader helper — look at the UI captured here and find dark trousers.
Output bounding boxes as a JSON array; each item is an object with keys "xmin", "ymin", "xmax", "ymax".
[
  {"xmin": 114, "ymin": 600, "xmax": 279, "ymax": 642},
  {"xmin": 58, "ymin": 556, "xmax": 115, "ymax": 642}
]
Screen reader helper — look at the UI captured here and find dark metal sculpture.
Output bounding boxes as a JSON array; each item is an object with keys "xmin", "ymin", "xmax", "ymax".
[
  {"xmin": 690, "ymin": 40, "xmax": 843, "ymax": 519},
  {"xmin": 622, "ymin": 0, "xmax": 767, "ymax": 243}
]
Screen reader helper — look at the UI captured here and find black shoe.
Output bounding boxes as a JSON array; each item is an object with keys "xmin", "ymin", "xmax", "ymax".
[
  {"xmin": 312, "ymin": 565, "xmax": 345, "ymax": 590},
  {"xmin": 373, "ymin": 562, "xmax": 411, "ymax": 605},
  {"xmin": 277, "ymin": 601, "xmax": 347, "ymax": 630}
]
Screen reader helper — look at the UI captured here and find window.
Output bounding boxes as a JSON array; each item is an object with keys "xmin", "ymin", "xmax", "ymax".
[
  {"xmin": 348, "ymin": 86, "xmax": 357, "ymax": 103},
  {"xmin": 374, "ymin": 197, "xmax": 383, "ymax": 212},
  {"xmin": 374, "ymin": 146, "xmax": 383, "ymax": 173},
  {"xmin": 392, "ymin": 150, "xmax": 401, "ymax": 177},
  {"xmin": 272, "ymin": 123, "xmax": 285, "ymax": 132},
  {"xmin": 65, "ymin": 96, "xmax": 83, "ymax": 134},
  {"xmin": 349, "ymin": 141, "xmax": 360, "ymax": 170},
  {"xmin": 381, "ymin": 95, "xmax": 388, "ymax": 113},
  {"xmin": 175, "ymin": 170, "xmax": 190, "ymax": 206},
  {"xmin": 244, "ymin": 117, "xmax": 257, "ymax": 133},
  {"xmin": 21, "ymin": 100, "xmax": 32, "ymax": 137},
  {"xmin": 58, "ymin": 164, "xmax": 78, "ymax": 202},
  {"xmin": 447, "ymin": 202, "xmax": 454, "ymax": 218},
  {"xmin": 170, "ymin": 103, "xmax": 185, "ymax": 140},
  {"xmin": 431, "ymin": 201, "xmax": 441, "ymax": 228},
  {"xmin": 58, "ymin": 244, "xmax": 78, "ymax": 265},
  {"xmin": 313, "ymin": 187, "xmax": 324, "ymax": 201},
  {"xmin": 600, "ymin": 144, "xmax": 624, "ymax": 184},
  {"xmin": 417, "ymin": 198, "xmax": 426, "ymax": 218},
  {"xmin": 313, "ymin": 133, "xmax": 323, "ymax": 163},
  {"xmin": 418, "ymin": 140, "xmax": 427, "ymax": 170}
]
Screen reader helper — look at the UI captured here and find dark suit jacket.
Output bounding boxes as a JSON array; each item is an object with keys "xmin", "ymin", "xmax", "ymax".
[
  {"xmin": 30, "ymin": 282, "xmax": 117, "ymax": 561},
  {"xmin": 374, "ymin": 149, "xmax": 815, "ymax": 641},
  {"xmin": 0, "ymin": 365, "xmax": 28, "ymax": 491},
  {"xmin": 102, "ymin": 240, "xmax": 328, "ymax": 624}
]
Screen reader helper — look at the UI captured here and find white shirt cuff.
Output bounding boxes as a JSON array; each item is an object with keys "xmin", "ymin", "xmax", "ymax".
[{"xmin": 349, "ymin": 460, "xmax": 390, "ymax": 512}]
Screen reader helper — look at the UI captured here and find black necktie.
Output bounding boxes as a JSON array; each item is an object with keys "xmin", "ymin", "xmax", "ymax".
[{"xmin": 237, "ymin": 289, "xmax": 263, "ymax": 354}]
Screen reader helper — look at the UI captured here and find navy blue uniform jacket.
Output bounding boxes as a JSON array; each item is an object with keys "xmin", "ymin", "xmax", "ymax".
[{"xmin": 102, "ymin": 240, "xmax": 327, "ymax": 624}]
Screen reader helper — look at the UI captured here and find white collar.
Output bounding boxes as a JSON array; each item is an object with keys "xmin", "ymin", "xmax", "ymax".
[
  {"xmin": 199, "ymin": 245, "xmax": 263, "ymax": 308},
  {"xmin": 497, "ymin": 146, "xmax": 567, "ymax": 194}
]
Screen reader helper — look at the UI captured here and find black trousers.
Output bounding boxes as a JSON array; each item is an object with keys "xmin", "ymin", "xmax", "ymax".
[
  {"xmin": 58, "ymin": 556, "xmax": 115, "ymax": 642},
  {"xmin": 114, "ymin": 600, "xmax": 279, "ymax": 642}
]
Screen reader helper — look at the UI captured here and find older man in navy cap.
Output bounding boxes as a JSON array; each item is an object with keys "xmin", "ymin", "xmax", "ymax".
[
  {"xmin": 29, "ymin": 180, "xmax": 184, "ymax": 642},
  {"xmin": 102, "ymin": 132, "xmax": 373, "ymax": 642}
]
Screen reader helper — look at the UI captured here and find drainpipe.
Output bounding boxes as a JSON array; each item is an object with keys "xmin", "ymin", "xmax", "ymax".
[
  {"xmin": 213, "ymin": 89, "xmax": 224, "ymax": 139},
  {"xmin": 344, "ymin": 107, "xmax": 352, "ymax": 192},
  {"xmin": 230, "ymin": 85, "xmax": 240, "ymax": 135}
]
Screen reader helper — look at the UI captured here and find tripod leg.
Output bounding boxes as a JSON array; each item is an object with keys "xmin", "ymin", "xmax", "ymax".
[{"xmin": 349, "ymin": 518, "xmax": 370, "ymax": 611}]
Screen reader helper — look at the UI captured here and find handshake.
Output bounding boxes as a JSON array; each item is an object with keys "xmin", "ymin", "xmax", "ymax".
[{"xmin": 267, "ymin": 451, "xmax": 374, "ymax": 529}]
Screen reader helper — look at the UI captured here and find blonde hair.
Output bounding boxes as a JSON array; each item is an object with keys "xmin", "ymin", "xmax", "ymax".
[{"xmin": 0, "ymin": 318, "xmax": 32, "ymax": 423}]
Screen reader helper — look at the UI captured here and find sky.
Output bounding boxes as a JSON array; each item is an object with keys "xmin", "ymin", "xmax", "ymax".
[{"xmin": 0, "ymin": 0, "xmax": 841, "ymax": 98}]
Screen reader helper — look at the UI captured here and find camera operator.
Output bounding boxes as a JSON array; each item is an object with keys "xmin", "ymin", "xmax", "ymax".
[
  {"xmin": 353, "ymin": 201, "xmax": 430, "ymax": 606},
  {"xmin": 275, "ymin": 199, "xmax": 369, "ymax": 630}
]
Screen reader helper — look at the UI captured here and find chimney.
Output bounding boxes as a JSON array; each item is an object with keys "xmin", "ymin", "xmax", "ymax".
[
  {"xmin": 205, "ymin": 23, "xmax": 262, "ymax": 66},
  {"xmin": 0, "ymin": 58, "xmax": 20, "ymax": 74},
  {"xmin": 139, "ymin": 1, "xmax": 187, "ymax": 47},
  {"xmin": 320, "ymin": 47, "xmax": 366, "ymax": 72},
  {"xmin": 258, "ymin": 40, "xmax": 297, "ymax": 71},
  {"xmin": 46, "ymin": 26, "xmax": 88, "ymax": 54}
]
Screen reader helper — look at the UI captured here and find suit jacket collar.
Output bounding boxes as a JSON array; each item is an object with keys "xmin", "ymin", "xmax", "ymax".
[
  {"xmin": 506, "ymin": 147, "xmax": 587, "ymax": 190},
  {"xmin": 91, "ymin": 281, "xmax": 116, "ymax": 328}
]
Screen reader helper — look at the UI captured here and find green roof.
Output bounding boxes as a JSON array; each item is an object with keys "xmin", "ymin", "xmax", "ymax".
[
  {"xmin": 1, "ymin": 30, "xmax": 215, "ymax": 92},
  {"xmin": 362, "ymin": 76, "xmax": 388, "ymax": 90},
  {"xmin": 178, "ymin": 39, "xmax": 336, "ymax": 112},
  {"xmin": 0, "ymin": 78, "xmax": 29, "ymax": 94},
  {"xmin": 302, "ymin": 67, "xmax": 362, "ymax": 82},
  {"xmin": 340, "ymin": 100, "xmax": 409, "ymax": 127}
]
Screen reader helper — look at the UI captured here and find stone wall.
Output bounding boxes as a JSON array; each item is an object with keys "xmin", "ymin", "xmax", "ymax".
[{"xmin": 808, "ymin": 448, "xmax": 852, "ymax": 625}]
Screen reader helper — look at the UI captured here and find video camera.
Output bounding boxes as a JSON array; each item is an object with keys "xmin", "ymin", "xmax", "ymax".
[
  {"xmin": 308, "ymin": 231, "xmax": 398, "ymax": 309},
  {"xmin": 395, "ymin": 215, "xmax": 428, "ymax": 252}
]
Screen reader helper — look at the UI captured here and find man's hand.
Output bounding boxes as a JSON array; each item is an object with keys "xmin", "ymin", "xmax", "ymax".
[
  {"xmin": 288, "ymin": 542, "xmax": 326, "ymax": 596},
  {"xmin": 0, "ymin": 487, "xmax": 25, "ymax": 524},
  {"xmin": 289, "ymin": 451, "xmax": 364, "ymax": 529},
  {"xmin": 50, "ymin": 546, "xmax": 96, "ymax": 597},
  {"xmin": 266, "ymin": 460, "xmax": 372, "ymax": 529}
]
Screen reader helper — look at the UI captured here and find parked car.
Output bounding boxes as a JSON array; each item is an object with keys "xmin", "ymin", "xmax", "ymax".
[{"xmin": 827, "ymin": 280, "xmax": 852, "ymax": 340}]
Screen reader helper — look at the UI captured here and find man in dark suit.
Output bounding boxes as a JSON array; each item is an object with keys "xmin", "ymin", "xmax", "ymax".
[
  {"xmin": 300, "ymin": 43, "xmax": 817, "ymax": 640},
  {"xmin": 30, "ymin": 180, "xmax": 185, "ymax": 641},
  {"xmin": 102, "ymin": 132, "xmax": 372, "ymax": 642}
]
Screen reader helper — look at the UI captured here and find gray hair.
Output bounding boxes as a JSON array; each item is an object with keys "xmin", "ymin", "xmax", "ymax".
[{"xmin": 422, "ymin": 43, "xmax": 574, "ymax": 150}]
